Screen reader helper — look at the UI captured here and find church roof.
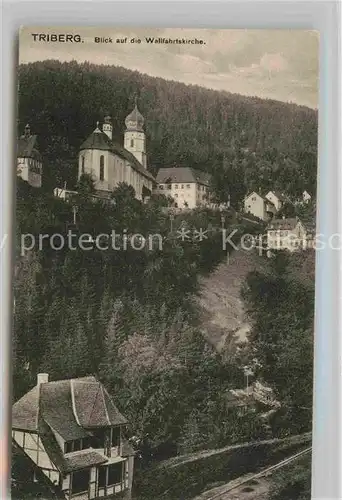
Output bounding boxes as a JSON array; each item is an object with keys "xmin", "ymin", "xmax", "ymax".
[
  {"xmin": 125, "ymin": 104, "xmax": 144, "ymax": 132},
  {"xmin": 80, "ymin": 128, "xmax": 155, "ymax": 182},
  {"xmin": 156, "ymin": 167, "xmax": 211, "ymax": 185}
]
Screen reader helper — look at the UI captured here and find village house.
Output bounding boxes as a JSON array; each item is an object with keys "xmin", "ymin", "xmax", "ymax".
[
  {"xmin": 155, "ymin": 167, "xmax": 211, "ymax": 209},
  {"xmin": 267, "ymin": 216, "xmax": 309, "ymax": 251},
  {"xmin": 78, "ymin": 103, "xmax": 155, "ymax": 201},
  {"xmin": 17, "ymin": 124, "xmax": 43, "ymax": 188},
  {"xmin": 12, "ymin": 374, "xmax": 135, "ymax": 500},
  {"xmin": 265, "ymin": 190, "xmax": 286, "ymax": 211},
  {"xmin": 302, "ymin": 190, "xmax": 312, "ymax": 204},
  {"xmin": 243, "ymin": 191, "xmax": 276, "ymax": 221}
]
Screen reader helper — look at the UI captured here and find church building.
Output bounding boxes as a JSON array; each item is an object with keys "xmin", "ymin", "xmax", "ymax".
[{"xmin": 78, "ymin": 104, "xmax": 155, "ymax": 200}]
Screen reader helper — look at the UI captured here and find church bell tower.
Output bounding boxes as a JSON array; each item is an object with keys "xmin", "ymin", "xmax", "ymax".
[{"xmin": 124, "ymin": 99, "xmax": 147, "ymax": 168}]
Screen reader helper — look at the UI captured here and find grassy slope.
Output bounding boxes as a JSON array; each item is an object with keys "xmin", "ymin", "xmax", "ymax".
[{"xmin": 198, "ymin": 249, "xmax": 265, "ymax": 351}]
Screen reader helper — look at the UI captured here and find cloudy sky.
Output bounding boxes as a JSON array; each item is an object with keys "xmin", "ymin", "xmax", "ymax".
[{"xmin": 19, "ymin": 27, "xmax": 319, "ymax": 109}]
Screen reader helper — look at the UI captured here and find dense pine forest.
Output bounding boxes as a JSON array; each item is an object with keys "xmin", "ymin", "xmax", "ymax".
[{"xmin": 18, "ymin": 60, "xmax": 317, "ymax": 203}]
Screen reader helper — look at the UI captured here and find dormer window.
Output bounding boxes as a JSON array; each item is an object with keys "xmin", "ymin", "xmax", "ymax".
[
  {"xmin": 73, "ymin": 439, "xmax": 81, "ymax": 452},
  {"xmin": 65, "ymin": 441, "xmax": 73, "ymax": 454},
  {"xmin": 64, "ymin": 437, "xmax": 92, "ymax": 454}
]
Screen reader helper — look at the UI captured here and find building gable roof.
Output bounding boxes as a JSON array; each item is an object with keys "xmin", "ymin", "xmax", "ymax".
[
  {"xmin": 244, "ymin": 191, "xmax": 266, "ymax": 203},
  {"xmin": 268, "ymin": 217, "xmax": 302, "ymax": 230},
  {"xmin": 156, "ymin": 167, "xmax": 211, "ymax": 185},
  {"xmin": 72, "ymin": 377, "xmax": 127, "ymax": 428},
  {"xmin": 12, "ymin": 385, "xmax": 40, "ymax": 432},
  {"xmin": 13, "ymin": 376, "xmax": 127, "ymax": 440},
  {"xmin": 79, "ymin": 129, "xmax": 155, "ymax": 182},
  {"xmin": 266, "ymin": 190, "xmax": 287, "ymax": 202},
  {"xmin": 40, "ymin": 380, "xmax": 89, "ymax": 441},
  {"xmin": 244, "ymin": 191, "xmax": 276, "ymax": 209}
]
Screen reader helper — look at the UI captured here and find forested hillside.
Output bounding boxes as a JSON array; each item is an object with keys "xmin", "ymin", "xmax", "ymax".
[
  {"xmin": 18, "ymin": 60, "xmax": 317, "ymax": 202},
  {"xmin": 15, "ymin": 62, "xmax": 316, "ymax": 498},
  {"xmin": 15, "ymin": 179, "xmax": 265, "ymax": 458}
]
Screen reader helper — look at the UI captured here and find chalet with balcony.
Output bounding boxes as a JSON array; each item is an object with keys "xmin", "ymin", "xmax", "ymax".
[{"xmin": 12, "ymin": 374, "xmax": 135, "ymax": 500}]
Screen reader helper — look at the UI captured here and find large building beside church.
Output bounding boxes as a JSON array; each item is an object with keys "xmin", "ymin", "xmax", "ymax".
[
  {"xmin": 155, "ymin": 167, "xmax": 211, "ymax": 209},
  {"xmin": 78, "ymin": 105, "xmax": 155, "ymax": 200}
]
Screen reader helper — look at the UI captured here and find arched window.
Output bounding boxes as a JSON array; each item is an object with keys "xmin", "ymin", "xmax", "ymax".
[
  {"xmin": 130, "ymin": 139, "xmax": 134, "ymax": 148},
  {"xmin": 81, "ymin": 156, "xmax": 85, "ymax": 174},
  {"xmin": 99, "ymin": 155, "xmax": 104, "ymax": 181}
]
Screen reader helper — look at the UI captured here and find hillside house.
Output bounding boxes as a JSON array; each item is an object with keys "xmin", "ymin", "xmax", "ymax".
[
  {"xmin": 12, "ymin": 374, "xmax": 135, "ymax": 500},
  {"xmin": 302, "ymin": 190, "xmax": 312, "ymax": 204},
  {"xmin": 267, "ymin": 217, "xmax": 308, "ymax": 251},
  {"xmin": 265, "ymin": 191, "xmax": 286, "ymax": 211},
  {"xmin": 78, "ymin": 104, "xmax": 155, "ymax": 201},
  {"xmin": 243, "ymin": 191, "xmax": 276, "ymax": 221},
  {"xmin": 17, "ymin": 124, "xmax": 42, "ymax": 188},
  {"xmin": 155, "ymin": 167, "xmax": 211, "ymax": 209}
]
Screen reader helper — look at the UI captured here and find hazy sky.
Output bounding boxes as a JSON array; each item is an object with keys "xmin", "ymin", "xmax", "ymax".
[{"xmin": 19, "ymin": 27, "xmax": 319, "ymax": 109}]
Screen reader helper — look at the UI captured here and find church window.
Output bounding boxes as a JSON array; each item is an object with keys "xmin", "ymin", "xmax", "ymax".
[
  {"xmin": 100, "ymin": 155, "xmax": 105, "ymax": 181},
  {"xmin": 81, "ymin": 156, "xmax": 85, "ymax": 174},
  {"xmin": 130, "ymin": 139, "xmax": 134, "ymax": 148}
]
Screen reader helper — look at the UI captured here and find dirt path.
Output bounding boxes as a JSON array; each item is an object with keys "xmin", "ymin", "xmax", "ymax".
[
  {"xmin": 193, "ymin": 477, "xmax": 269, "ymax": 500},
  {"xmin": 158, "ymin": 432, "xmax": 311, "ymax": 470}
]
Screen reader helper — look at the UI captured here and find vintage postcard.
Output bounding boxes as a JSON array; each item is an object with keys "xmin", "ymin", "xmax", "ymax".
[{"xmin": 13, "ymin": 27, "xmax": 318, "ymax": 500}]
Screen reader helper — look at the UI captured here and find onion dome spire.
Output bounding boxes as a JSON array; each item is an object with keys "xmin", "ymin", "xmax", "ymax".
[{"xmin": 125, "ymin": 97, "xmax": 144, "ymax": 132}]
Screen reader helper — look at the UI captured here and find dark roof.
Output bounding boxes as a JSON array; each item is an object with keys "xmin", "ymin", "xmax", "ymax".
[
  {"xmin": 156, "ymin": 167, "xmax": 211, "ymax": 185},
  {"xmin": 17, "ymin": 135, "xmax": 42, "ymax": 161},
  {"xmin": 13, "ymin": 376, "xmax": 127, "ymax": 439},
  {"xmin": 267, "ymin": 190, "xmax": 287, "ymax": 202},
  {"xmin": 80, "ymin": 128, "xmax": 155, "ymax": 182},
  {"xmin": 64, "ymin": 450, "xmax": 107, "ymax": 473},
  {"xmin": 268, "ymin": 217, "xmax": 301, "ymax": 230},
  {"xmin": 12, "ymin": 386, "xmax": 40, "ymax": 431},
  {"xmin": 40, "ymin": 380, "xmax": 89, "ymax": 440},
  {"xmin": 72, "ymin": 377, "xmax": 127, "ymax": 428}
]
